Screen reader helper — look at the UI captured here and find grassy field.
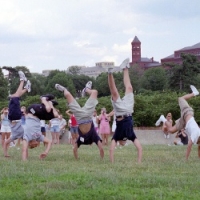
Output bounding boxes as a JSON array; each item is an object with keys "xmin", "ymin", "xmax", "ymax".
[{"xmin": 0, "ymin": 144, "xmax": 200, "ymax": 200}]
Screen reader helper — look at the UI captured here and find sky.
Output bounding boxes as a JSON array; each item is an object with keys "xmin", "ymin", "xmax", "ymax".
[{"xmin": 0, "ymin": 0, "xmax": 200, "ymax": 73}]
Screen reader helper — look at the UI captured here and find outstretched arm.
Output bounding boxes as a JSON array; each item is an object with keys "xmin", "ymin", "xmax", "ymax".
[
  {"xmin": 22, "ymin": 140, "xmax": 29, "ymax": 161},
  {"xmin": 107, "ymin": 110, "xmax": 114, "ymax": 117},
  {"xmin": 40, "ymin": 137, "xmax": 52, "ymax": 159},
  {"xmin": 66, "ymin": 110, "xmax": 72, "ymax": 117}
]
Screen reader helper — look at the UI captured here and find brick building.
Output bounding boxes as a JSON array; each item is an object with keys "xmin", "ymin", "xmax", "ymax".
[
  {"xmin": 130, "ymin": 36, "xmax": 160, "ymax": 69},
  {"xmin": 161, "ymin": 42, "xmax": 200, "ymax": 64}
]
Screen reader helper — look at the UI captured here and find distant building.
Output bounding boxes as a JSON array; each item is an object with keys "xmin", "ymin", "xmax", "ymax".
[
  {"xmin": 41, "ymin": 36, "xmax": 161, "ymax": 77},
  {"xmin": 161, "ymin": 42, "xmax": 200, "ymax": 64},
  {"xmin": 130, "ymin": 36, "xmax": 160, "ymax": 69},
  {"xmin": 42, "ymin": 70, "xmax": 53, "ymax": 77},
  {"xmin": 79, "ymin": 62, "xmax": 120, "ymax": 78},
  {"xmin": 42, "ymin": 62, "xmax": 120, "ymax": 78}
]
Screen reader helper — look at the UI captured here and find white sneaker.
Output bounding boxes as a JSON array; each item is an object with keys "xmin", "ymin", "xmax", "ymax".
[
  {"xmin": 18, "ymin": 71, "xmax": 27, "ymax": 82},
  {"xmin": 108, "ymin": 68, "xmax": 113, "ymax": 74},
  {"xmin": 164, "ymin": 134, "xmax": 167, "ymax": 139},
  {"xmin": 9, "ymin": 142, "xmax": 15, "ymax": 147},
  {"xmin": 24, "ymin": 80, "xmax": 31, "ymax": 92},
  {"xmin": 82, "ymin": 81, "xmax": 92, "ymax": 97},
  {"xmin": 55, "ymin": 84, "xmax": 67, "ymax": 92},
  {"xmin": 155, "ymin": 115, "xmax": 166, "ymax": 126},
  {"xmin": 167, "ymin": 134, "xmax": 170, "ymax": 139},
  {"xmin": 119, "ymin": 58, "xmax": 130, "ymax": 70},
  {"xmin": 190, "ymin": 85, "xmax": 199, "ymax": 96}
]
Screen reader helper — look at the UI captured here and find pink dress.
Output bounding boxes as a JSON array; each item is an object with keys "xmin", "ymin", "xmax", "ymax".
[{"xmin": 99, "ymin": 114, "xmax": 110, "ymax": 134}]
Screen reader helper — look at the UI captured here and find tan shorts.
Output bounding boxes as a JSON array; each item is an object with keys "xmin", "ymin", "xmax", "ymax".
[
  {"xmin": 175, "ymin": 97, "xmax": 194, "ymax": 130},
  {"xmin": 68, "ymin": 97, "xmax": 98, "ymax": 122},
  {"xmin": 111, "ymin": 93, "xmax": 134, "ymax": 116}
]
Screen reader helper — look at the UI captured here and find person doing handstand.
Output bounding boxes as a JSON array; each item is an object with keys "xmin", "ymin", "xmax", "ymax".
[
  {"xmin": 22, "ymin": 95, "xmax": 59, "ymax": 160},
  {"xmin": 155, "ymin": 85, "xmax": 200, "ymax": 160},
  {"xmin": 107, "ymin": 58, "xmax": 142, "ymax": 163},
  {"xmin": 4, "ymin": 71, "xmax": 59, "ymax": 160},
  {"xmin": 55, "ymin": 81, "xmax": 104, "ymax": 160},
  {"xmin": 4, "ymin": 71, "xmax": 31, "ymax": 158}
]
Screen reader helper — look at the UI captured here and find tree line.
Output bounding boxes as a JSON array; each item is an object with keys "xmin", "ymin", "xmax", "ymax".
[{"xmin": 0, "ymin": 53, "xmax": 200, "ymax": 126}]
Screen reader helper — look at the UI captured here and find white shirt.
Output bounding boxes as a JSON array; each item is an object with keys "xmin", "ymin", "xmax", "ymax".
[
  {"xmin": 59, "ymin": 118, "xmax": 66, "ymax": 129},
  {"xmin": 92, "ymin": 115, "xmax": 99, "ymax": 128},
  {"xmin": 50, "ymin": 118, "xmax": 60, "ymax": 127},
  {"xmin": 40, "ymin": 120, "xmax": 45, "ymax": 127},
  {"xmin": 185, "ymin": 117, "xmax": 200, "ymax": 144}
]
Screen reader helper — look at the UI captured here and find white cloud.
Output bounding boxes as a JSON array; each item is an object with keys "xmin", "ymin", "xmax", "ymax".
[
  {"xmin": 112, "ymin": 39, "xmax": 132, "ymax": 53},
  {"xmin": 0, "ymin": 0, "xmax": 199, "ymax": 73}
]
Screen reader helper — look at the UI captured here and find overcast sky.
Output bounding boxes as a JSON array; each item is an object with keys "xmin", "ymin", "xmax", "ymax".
[{"xmin": 0, "ymin": 0, "xmax": 199, "ymax": 73}]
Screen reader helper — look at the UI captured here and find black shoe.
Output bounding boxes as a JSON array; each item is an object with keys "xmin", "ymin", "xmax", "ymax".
[
  {"xmin": 40, "ymin": 94, "xmax": 55, "ymax": 101},
  {"xmin": 51, "ymin": 100, "xmax": 58, "ymax": 106}
]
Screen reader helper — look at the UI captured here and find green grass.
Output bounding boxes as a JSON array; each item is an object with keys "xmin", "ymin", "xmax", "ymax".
[{"xmin": 0, "ymin": 144, "xmax": 200, "ymax": 200}]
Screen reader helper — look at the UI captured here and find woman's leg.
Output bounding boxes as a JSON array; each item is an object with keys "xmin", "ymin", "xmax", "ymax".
[
  {"xmin": 56, "ymin": 133, "xmax": 60, "ymax": 144},
  {"xmin": 1, "ymin": 133, "xmax": 6, "ymax": 149},
  {"xmin": 51, "ymin": 132, "xmax": 56, "ymax": 144}
]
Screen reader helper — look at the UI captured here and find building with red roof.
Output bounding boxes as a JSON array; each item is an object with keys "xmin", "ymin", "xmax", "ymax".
[
  {"xmin": 130, "ymin": 36, "xmax": 160, "ymax": 69},
  {"xmin": 161, "ymin": 42, "xmax": 200, "ymax": 64}
]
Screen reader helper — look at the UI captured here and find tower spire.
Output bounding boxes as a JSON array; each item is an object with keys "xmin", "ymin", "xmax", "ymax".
[{"xmin": 131, "ymin": 36, "xmax": 141, "ymax": 63}]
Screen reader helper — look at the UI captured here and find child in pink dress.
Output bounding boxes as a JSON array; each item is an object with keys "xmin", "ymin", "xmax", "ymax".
[{"xmin": 99, "ymin": 108, "xmax": 110, "ymax": 145}]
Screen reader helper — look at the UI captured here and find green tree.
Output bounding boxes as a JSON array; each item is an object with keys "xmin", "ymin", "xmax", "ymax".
[
  {"xmin": 0, "ymin": 68, "xmax": 9, "ymax": 100},
  {"xmin": 3, "ymin": 66, "xmax": 31, "ymax": 95},
  {"xmin": 129, "ymin": 65, "xmax": 144, "ymax": 92},
  {"xmin": 140, "ymin": 67, "xmax": 167, "ymax": 91},
  {"xmin": 70, "ymin": 74, "xmax": 94, "ymax": 97},
  {"xmin": 95, "ymin": 72, "xmax": 112, "ymax": 97},
  {"xmin": 167, "ymin": 53, "xmax": 200, "ymax": 91},
  {"xmin": 95, "ymin": 71, "xmax": 130, "ymax": 97},
  {"xmin": 68, "ymin": 66, "xmax": 82, "ymax": 75},
  {"xmin": 45, "ymin": 71, "xmax": 76, "ymax": 98},
  {"xmin": 29, "ymin": 73, "xmax": 47, "ymax": 96}
]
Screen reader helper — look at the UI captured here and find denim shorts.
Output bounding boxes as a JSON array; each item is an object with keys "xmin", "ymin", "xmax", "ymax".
[
  {"xmin": 50, "ymin": 125, "xmax": 60, "ymax": 133},
  {"xmin": 70, "ymin": 126, "xmax": 78, "ymax": 134}
]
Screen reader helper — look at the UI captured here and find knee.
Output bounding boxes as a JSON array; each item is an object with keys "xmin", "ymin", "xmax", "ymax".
[
  {"xmin": 91, "ymin": 89, "xmax": 98, "ymax": 96},
  {"xmin": 178, "ymin": 97, "xmax": 183, "ymax": 103},
  {"xmin": 112, "ymin": 91, "xmax": 119, "ymax": 98},
  {"xmin": 73, "ymin": 146, "xmax": 78, "ymax": 153},
  {"xmin": 22, "ymin": 146, "xmax": 27, "ymax": 153},
  {"xmin": 135, "ymin": 141, "xmax": 142, "ymax": 152},
  {"xmin": 99, "ymin": 146, "xmax": 104, "ymax": 153},
  {"xmin": 109, "ymin": 147, "xmax": 114, "ymax": 153},
  {"xmin": 127, "ymin": 84, "xmax": 133, "ymax": 91},
  {"xmin": 45, "ymin": 106, "xmax": 51, "ymax": 113}
]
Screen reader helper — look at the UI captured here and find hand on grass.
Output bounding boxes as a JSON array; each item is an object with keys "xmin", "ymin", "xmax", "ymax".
[{"xmin": 40, "ymin": 152, "xmax": 47, "ymax": 159}]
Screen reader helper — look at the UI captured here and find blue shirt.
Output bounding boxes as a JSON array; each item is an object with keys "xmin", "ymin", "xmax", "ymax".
[{"xmin": 1, "ymin": 114, "xmax": 10, "ymax": 126}]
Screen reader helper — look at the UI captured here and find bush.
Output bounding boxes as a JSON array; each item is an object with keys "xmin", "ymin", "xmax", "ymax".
[{"xmin": 2, "ymin": 91, "xmax": 200, "ymax": 127}]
